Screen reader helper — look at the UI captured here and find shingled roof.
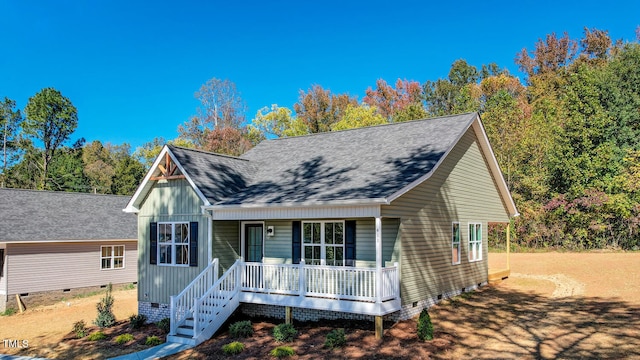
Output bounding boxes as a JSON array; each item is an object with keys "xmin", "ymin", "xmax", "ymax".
[
  {"xmin": 126, "ymin": 112, "xmax": 517, "ymax": 216},
  {"xmin": 1, "ymin": 189, "xmax": 137, "ymax": 242},
  {"xmin": 221, "ymin": 112, "xmax": 477, "ymax": 205}
]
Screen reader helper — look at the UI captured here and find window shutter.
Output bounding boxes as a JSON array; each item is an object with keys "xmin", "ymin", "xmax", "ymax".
[
  {"xmin": 345, "ymin": 220, "xmax": 356, "ymax": 266},
  {"xmin": 150, "ymin": 222, "xmax": 158, "ymax": 265},
  {"xmin": 189, "ymin": 222, "xmax": 198, "ymax": 267},
  {"xmin": 292, "ymin": 221, "xmax": 301, "ymax": 264}
]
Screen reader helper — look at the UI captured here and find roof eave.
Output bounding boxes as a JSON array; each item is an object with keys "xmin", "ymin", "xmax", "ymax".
[{"xmin": 203, "ymin": 198, "xmax": 389, "ymax": 211}]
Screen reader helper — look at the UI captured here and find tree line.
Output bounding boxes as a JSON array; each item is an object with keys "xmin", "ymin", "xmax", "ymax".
[{"xmin": 2, "ymin": 27, "xmax": 639, "ymax": 250}]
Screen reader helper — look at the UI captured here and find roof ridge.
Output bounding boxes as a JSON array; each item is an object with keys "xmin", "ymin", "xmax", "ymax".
[
  {"xmin": 260, "ymin": 112, "xmax": 478, "ymax": 142},
  {"xmin": 0, "ymin": 187, "xmax": 131, "ymax": 198},
  {"xmin": 168, "ymin": 144, "xmax": 251, "ymax": 162}
]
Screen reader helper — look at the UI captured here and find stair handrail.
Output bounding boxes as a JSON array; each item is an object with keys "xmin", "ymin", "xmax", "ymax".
[
  {"xmin": 170, "ymin": 258, "xmax": 219, "ymax": 335},
  {"xmin": 192, "ymin": 258, "xmax": 243, "ymax": 338}
]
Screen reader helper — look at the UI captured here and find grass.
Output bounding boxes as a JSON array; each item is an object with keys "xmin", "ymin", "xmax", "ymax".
[{"xmin": 0, "ymin": 308, "xmax": 17, "ymax": 316}]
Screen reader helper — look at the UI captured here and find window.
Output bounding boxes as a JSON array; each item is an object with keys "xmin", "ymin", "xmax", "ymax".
[
  {"xmin": 452, "ymin": 222, "xmax": 461, "ymax": 265},
  {"xmin": 468, "ymin": 223, "xmax": 482, "ymax": 262},
  {"xmin": 101, "ymin": 245, "xmax": 124, "ymax": 269},
  {"xmin": 158, "ymin": 222, "xmax": 190, "ymax": 266},
  {"xmin": 302, "ymin": 221, "xmax": 344, "ymax": 266}
]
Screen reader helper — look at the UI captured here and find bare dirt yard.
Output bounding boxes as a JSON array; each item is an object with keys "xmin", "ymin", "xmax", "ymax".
[{"xmin": 1, "ymin": 252, "xmax": 639, "ymax": 359}]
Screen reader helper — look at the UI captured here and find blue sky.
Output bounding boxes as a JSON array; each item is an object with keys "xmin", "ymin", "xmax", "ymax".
[{"xmin": 1, "ymin": 1, "xmax": 638, "ymax": 151}]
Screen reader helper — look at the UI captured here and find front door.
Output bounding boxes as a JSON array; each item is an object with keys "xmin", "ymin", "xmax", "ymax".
[{"xmin": 244, "ymin": 224, "xmax": 264, "ymax": 262}]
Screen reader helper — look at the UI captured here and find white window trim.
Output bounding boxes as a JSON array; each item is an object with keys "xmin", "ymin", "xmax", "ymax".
[
  {"xmin": 100, "ymin": 245, "xmax": 125, "ymax": 270},
  {"xmin": 452, "ymin": 222, "xmax": 461, "ymax": 265},
  {"xmin": 302, "ymin": 220, "xmax": 346, "ymax": 266},
  {"xmin": 157, "ymin": 222, "xmax": 190, "ymax": 267},
  {"xmin": 468, "ymin": 222, "xmax": 483, "ymax": 262},
  {"xmin": 240, "ymin": 221, "xmax": 265, "ymax": 262}
]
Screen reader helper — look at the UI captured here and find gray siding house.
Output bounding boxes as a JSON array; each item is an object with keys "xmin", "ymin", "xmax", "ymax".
[
  {"xmin": 125, "ymin": 112, "xmax": 518, "ymax": 345},
  {"xmin": 0, "ymin": 189, "xmax": 138, "ymax": 311}
]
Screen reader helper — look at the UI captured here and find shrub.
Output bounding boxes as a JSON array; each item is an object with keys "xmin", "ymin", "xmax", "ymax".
[
  {"xmin": 88, "ymin": 331, "xmax": 106, "ymax": 341},
  {"xmin": 145, "ymin": 336, "xmax": 163, "ymax": 346},
  {"xmin": 115, "ymin": 333, "xmax": 135, "ymax": 345},
  {"xmin": 270, "ymin": 345, "xmax": 295, "ymax": 357},
  {"xmin": 222, "ymin": 341, "xmax": 245, "ymax": 355},
  {"xmin": 324, "ymin": 328, "xmax": 346, "ymax": 349},
  {"xmin": 0, "ymin": 308, "xmax": 16, "ymax": 316},
  {"xmin": 156, "ymin": 318, "xmax": 171, "ymax": 333},
  {"xmin": 417, "ymin": 309, "xmax": 434, "ymax": 341},
  {"xmin": 229, "ymin": 320, "xmax": 253, "ymax": 338},
  {"xmin": 129, "ymin": 313, "xmax": 147, "ymax": 329},
  {"xmin": 273, "ymin": 323, "xmax": 297, "ymax": 343},
  {"xmin": 73, "ymin": 320, "xmax": 87, "ymax": 338},
  {"xmin": 94, "ymin": 283, "xmax": 116, "ymax": 328}
]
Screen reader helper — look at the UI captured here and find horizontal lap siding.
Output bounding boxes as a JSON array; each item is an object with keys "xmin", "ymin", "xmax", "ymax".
[
  {"xmin": 1, "ymin": 244, "xmax": 6, "ymax": 295},
  {"xmin": 262, "ymin": 219, "xmax": 399, "ymax": 267},
  {"xmin": 137, "ymin": 179, "xmax": 207, "ymax": 304},
  {"xmin": 6, "ymin": 241, "xmax": 137, "ymax": 295},
  {"xmin": 355, "ymin": 218, "xmax": 400, "ymax": 268},
  {"xmin": 264, "ymin": 221, "xmax": 292, "ymax": 264},
  {"xmin": 382, "ymin": 128, "xmax": 509, "ymax": 306}
]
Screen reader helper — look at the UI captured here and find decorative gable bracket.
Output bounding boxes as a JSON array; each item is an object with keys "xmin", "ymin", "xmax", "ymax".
[{"xmin": 150, "ymin": 152, "xmax": 186, "ymax": 181}]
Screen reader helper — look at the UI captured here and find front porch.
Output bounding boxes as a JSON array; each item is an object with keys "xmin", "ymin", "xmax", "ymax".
[
  {"xmin": 168, "ymin": 258, "xmax": 401, "ymax": 345},
  {"xmin": 240, "ymin": 260, "xmax": 401, "ymax": 315}
]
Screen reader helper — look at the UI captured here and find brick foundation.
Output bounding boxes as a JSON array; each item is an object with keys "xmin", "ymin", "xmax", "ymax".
[
  {"xmin": 240, "ymin": 282, "xmax": 487, "ymax": 323},
  {"xmin": 138, "ymin": 301, "xmax": 171, "ymax": 323}
]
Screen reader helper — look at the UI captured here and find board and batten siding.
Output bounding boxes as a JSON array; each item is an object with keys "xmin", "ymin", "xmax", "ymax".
[
  {"xmin": 212, "ymin": 220, "xmax": 240, "ymax": 270},
  {"xmin": 137, "ymin": 179, "xmax": 209, "ymax": 304},
  {"xmin": 382, "ymin": 127, "xmax": 510, "ymax": 306},
  {"xmin": 5, "ymin": 241, "xmax": 137, "ymax": 295}
]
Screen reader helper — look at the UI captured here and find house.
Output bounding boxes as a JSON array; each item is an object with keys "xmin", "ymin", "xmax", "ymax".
[
  {"xmin": 0, "ymin": 189, "xmax": 138, "ymax": 312},
  {"xmin": 125, "ymin": 112, "xmax": 518, "ymax": 345}
]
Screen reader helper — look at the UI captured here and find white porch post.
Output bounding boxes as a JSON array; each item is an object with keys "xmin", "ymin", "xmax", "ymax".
[{"xmin": 375, "ymin": 216, "xmax": 382, "ymax": 304}]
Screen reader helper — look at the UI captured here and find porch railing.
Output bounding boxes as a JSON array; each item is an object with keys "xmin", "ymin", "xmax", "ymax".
[
  {"xmin": 242, "ymin": 260, "xmax": 399, "ymax": 303},
  {"xmin": 169, "ymin": 258, "xmax": 219, "ymax": 335}
]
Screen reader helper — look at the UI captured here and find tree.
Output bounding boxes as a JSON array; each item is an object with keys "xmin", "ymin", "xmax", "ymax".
[
  {"xmin": 111, "ymin": 154, "xmax": 145, "ymax": 195},
  {"xmin": 251, "ymin": 104, "xmax": 308, "ymax": 138},
  {"xmin": 47, "ymin": 139, "xmax": 88, "ymax": 192},
  {"xmin": 363, "ymin": 79, "xmax": 424, "ymax": 121},
  {"xmin": 24, "ymin": 88, "xmax": 78, "ymax": 189},
  {"xmin": 0, "ymin": 97, "xmax": 23, "ymax": 187},
  {"xmin": 178, "ymin": 78, "xmax": 247, "ymax": 147},
  {"xmin": 331, "ymin": 104, "xmax": 387, "ymax": 131},
  {"xmin": 83, "ymin": 140, "xmax": 116, "ymax": 193},
  {"xmin": 515, "ymin": 32, "xmax": 578, "ymax": 78},
  {"xmin": 424, "ymin": 60, "xmax": 481, "ymax": 116},
  {"xmin": 293, "ymin": 85, "xmax": 357, "ymax": 133}
]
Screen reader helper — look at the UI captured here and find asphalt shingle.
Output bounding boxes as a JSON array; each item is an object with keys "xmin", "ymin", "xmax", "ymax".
[{"xmin": 0, "ymin": 189, "xmax": 137, "ymax": 242}]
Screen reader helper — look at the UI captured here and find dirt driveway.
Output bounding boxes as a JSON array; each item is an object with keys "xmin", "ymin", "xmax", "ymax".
[{"xmin": 1, "ymin": 252, "xmax": 639, "ymax": 359}]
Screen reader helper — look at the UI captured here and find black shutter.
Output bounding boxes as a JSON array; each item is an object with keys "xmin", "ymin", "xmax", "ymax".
[
  {"xmin": 292, "ymin": 221, "xmax": 301, "ymax": 264},
  {"xmin": 189, "ymin": 222, "xmax": 198, "ymax": 267},
  {"xmin": 150, "ymin": 222, "xmax": 158, "ymax": 265},
  {"xmin": 345, "ymin": 220, "xmax": 356, "ymax": 267}
]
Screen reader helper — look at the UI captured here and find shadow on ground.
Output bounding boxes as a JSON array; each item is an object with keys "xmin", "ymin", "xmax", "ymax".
[{"xmin": 166, "ymin": 285, "xmax": 640, "ymax": 359}]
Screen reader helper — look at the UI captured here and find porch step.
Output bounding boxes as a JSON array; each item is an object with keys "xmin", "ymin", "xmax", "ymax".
[{"xmin": 176, "ymin": 324, "xmax": 194, "ymax": 337}]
